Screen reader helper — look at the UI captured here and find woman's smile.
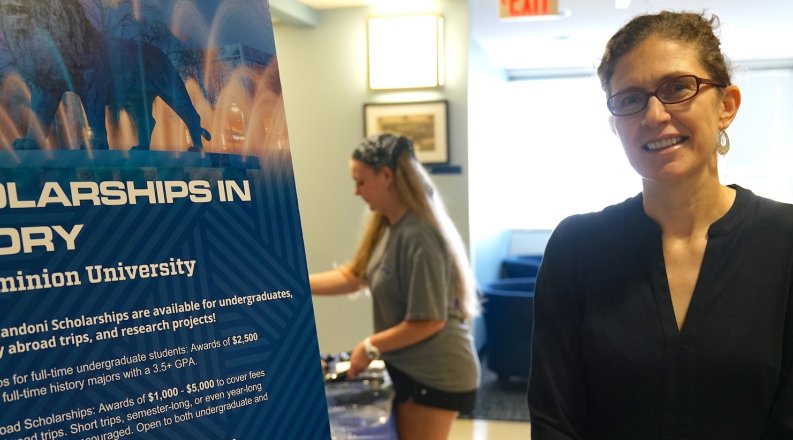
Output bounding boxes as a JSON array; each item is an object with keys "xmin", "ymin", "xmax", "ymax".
[{"xmin": 643, "ymin": 135, "xmax": 688, "ymax": 152}]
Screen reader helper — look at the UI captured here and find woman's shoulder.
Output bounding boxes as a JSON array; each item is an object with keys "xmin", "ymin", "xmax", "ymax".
[
  {"xmin": 736, "ymin": 185, "xmax": 793, "ymax": 229},
  {"xmin": 543, "ymin": 193, "xmax": 645, "ymax": 260},
  {"xmin": 554, "ymin": 193, "xmax": 643, "ymax": 236},
  {"xmin": 392, "ymin": 211, "xmax": 443, "ymax": 245},
  {"xmin": 394, "ymin": 211, "xmax": 433, "ymax": 233}
]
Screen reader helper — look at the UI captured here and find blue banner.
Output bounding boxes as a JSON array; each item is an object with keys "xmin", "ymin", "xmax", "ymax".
[{"xmin": 0, "ymin": 1, "xmax": 329, "ymax": 438}]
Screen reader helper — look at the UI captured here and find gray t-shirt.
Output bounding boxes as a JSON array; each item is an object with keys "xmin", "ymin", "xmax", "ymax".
[{"xmin": 367, "ymin": 211, "xmax": 480, "ymax": 392}]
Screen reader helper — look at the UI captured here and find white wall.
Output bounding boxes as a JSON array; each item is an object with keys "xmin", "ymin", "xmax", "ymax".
[
  {"xmin": 467, "ymin": 39, "xmax": 511, "ymax": 285},
  {"xmin": 274, "ymin": 0, "xmax": 469, "ymax": 353},
  {"xmin": 721, "ymin": 67, "xmax": 793, "ymax": 203}
]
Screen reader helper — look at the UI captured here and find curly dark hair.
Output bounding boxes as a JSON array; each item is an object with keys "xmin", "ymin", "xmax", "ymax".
[{"xmin": 596, "ymin": 11, "xmax": 732, "ymax": 94}]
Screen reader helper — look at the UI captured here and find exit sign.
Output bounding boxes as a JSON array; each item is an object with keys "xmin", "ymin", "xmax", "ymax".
[{"xmin": 500, "ymin": 0, "xmax": 559, "ymax": 18}]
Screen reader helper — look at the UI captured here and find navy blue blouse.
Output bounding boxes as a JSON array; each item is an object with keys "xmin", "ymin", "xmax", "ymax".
[{"xmin": 528, "ymin": 185, "xmax": 793, "ymax": 439}]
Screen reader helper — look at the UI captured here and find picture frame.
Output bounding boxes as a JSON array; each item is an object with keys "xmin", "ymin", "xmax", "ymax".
[{"xmin": 363, "ymin": 100, "xmax": 449, "ymax": 164}]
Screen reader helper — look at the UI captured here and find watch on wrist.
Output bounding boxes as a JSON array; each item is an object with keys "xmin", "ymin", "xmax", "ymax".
[{"xmin": 363, "ymin": 336, "xmax": 381, "ymax": 360}]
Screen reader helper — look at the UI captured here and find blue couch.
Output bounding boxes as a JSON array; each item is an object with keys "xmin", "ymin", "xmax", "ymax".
[{"xmin": 481, "ymin": 277, "xmax": 535, "ymax": 384}]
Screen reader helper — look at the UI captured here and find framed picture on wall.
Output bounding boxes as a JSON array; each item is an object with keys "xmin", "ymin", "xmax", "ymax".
[{"xmin": 363, "ymin": 100, "xmax": 449, "ymax": 164}]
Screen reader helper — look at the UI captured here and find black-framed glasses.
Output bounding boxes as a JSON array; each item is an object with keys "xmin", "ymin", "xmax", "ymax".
[{"xmin": 607, "ymin": 74, "xmax": 727, "ymax": 116}]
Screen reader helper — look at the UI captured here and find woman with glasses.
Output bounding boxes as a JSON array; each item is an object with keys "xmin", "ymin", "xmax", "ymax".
[
  {"xmin": 310, "ymin": 134, "xmax": 480, "ymax": 439},
  {"xmin": 528, "ymin": 11, "xmax": 793, "ymax": 439}
]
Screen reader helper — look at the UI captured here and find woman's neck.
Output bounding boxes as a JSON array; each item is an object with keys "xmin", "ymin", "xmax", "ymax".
[
  {"xmin": 382, "ymin": 203, "xmax": 408, "ymax": 225},
  {"xmin": 642, "ymin": 178, "xmax": 736, "ymax": 238}
]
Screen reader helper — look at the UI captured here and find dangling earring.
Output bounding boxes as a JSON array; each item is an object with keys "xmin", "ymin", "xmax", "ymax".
[{"xmin": 717, "ymin": 129, "xmax": 730, "ymax": 155}]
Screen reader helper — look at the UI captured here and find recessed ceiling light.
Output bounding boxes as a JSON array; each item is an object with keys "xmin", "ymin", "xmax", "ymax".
[{"xmin": 615, "ymin": 0, "xmax": 631, "ymax": 9}]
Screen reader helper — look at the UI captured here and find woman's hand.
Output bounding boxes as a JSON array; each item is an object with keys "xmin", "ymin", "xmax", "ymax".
[
  {"xmin": 348, "ymin": 340, "xmax": 372, "ymax": 378},
  {"xmin": 347, "ymin": 320, "xmax": 446, "ymax": 378}
]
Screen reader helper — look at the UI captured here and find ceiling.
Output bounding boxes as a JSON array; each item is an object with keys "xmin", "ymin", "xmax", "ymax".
[{"xmin": 294, "ymin": 0, "xmax": 793, "ymax": 72}]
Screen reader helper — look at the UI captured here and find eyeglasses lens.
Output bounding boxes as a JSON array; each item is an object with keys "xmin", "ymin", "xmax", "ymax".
[
  {"xmin": 608, "ymin": 75, "xmax": 701, "ymax": 116},
  {"xmin": 657, "ymin": 76, "xmax": 698, "ymax": 103}
]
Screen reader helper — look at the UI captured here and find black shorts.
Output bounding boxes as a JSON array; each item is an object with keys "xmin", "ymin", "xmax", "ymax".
[{"xmin": 386, "ymin": 363, "xmax": 477, "ymax": 413}]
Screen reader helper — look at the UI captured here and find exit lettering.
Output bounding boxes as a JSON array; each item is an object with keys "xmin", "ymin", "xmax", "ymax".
[{"xmin": 500, "ymin": 0, "xmax": 558, "ymax": 17}]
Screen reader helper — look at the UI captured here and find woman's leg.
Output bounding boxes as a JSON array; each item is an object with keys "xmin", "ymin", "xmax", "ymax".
[{"xmin": 395, "ymin": 400, "xmax": 458, "ymax": 440}]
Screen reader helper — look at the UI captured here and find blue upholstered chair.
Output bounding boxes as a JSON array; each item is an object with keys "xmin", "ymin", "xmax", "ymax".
[
  {"xmin": 481, "ymin": 277, "xmax": 535, "ymax": 384},
  {"xmin": 499, "ymin": 255, "xmax": 543, "ymax": 278}
]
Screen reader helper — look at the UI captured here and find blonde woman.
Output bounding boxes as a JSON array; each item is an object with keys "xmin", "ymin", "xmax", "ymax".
[{"xmin": 310, "ymin": 134, "xmax": 480, "ymax": 440}]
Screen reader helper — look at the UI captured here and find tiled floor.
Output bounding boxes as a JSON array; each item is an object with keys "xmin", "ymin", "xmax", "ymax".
[{"xmin": 449, "ymin": 418, "xmax": 531, "ymax": 439}]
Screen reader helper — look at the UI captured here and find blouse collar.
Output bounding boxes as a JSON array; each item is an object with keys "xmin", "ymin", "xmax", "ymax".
[{"xmin": 627, "ymin": 184, "xmax": 752, "ymax": 237}]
